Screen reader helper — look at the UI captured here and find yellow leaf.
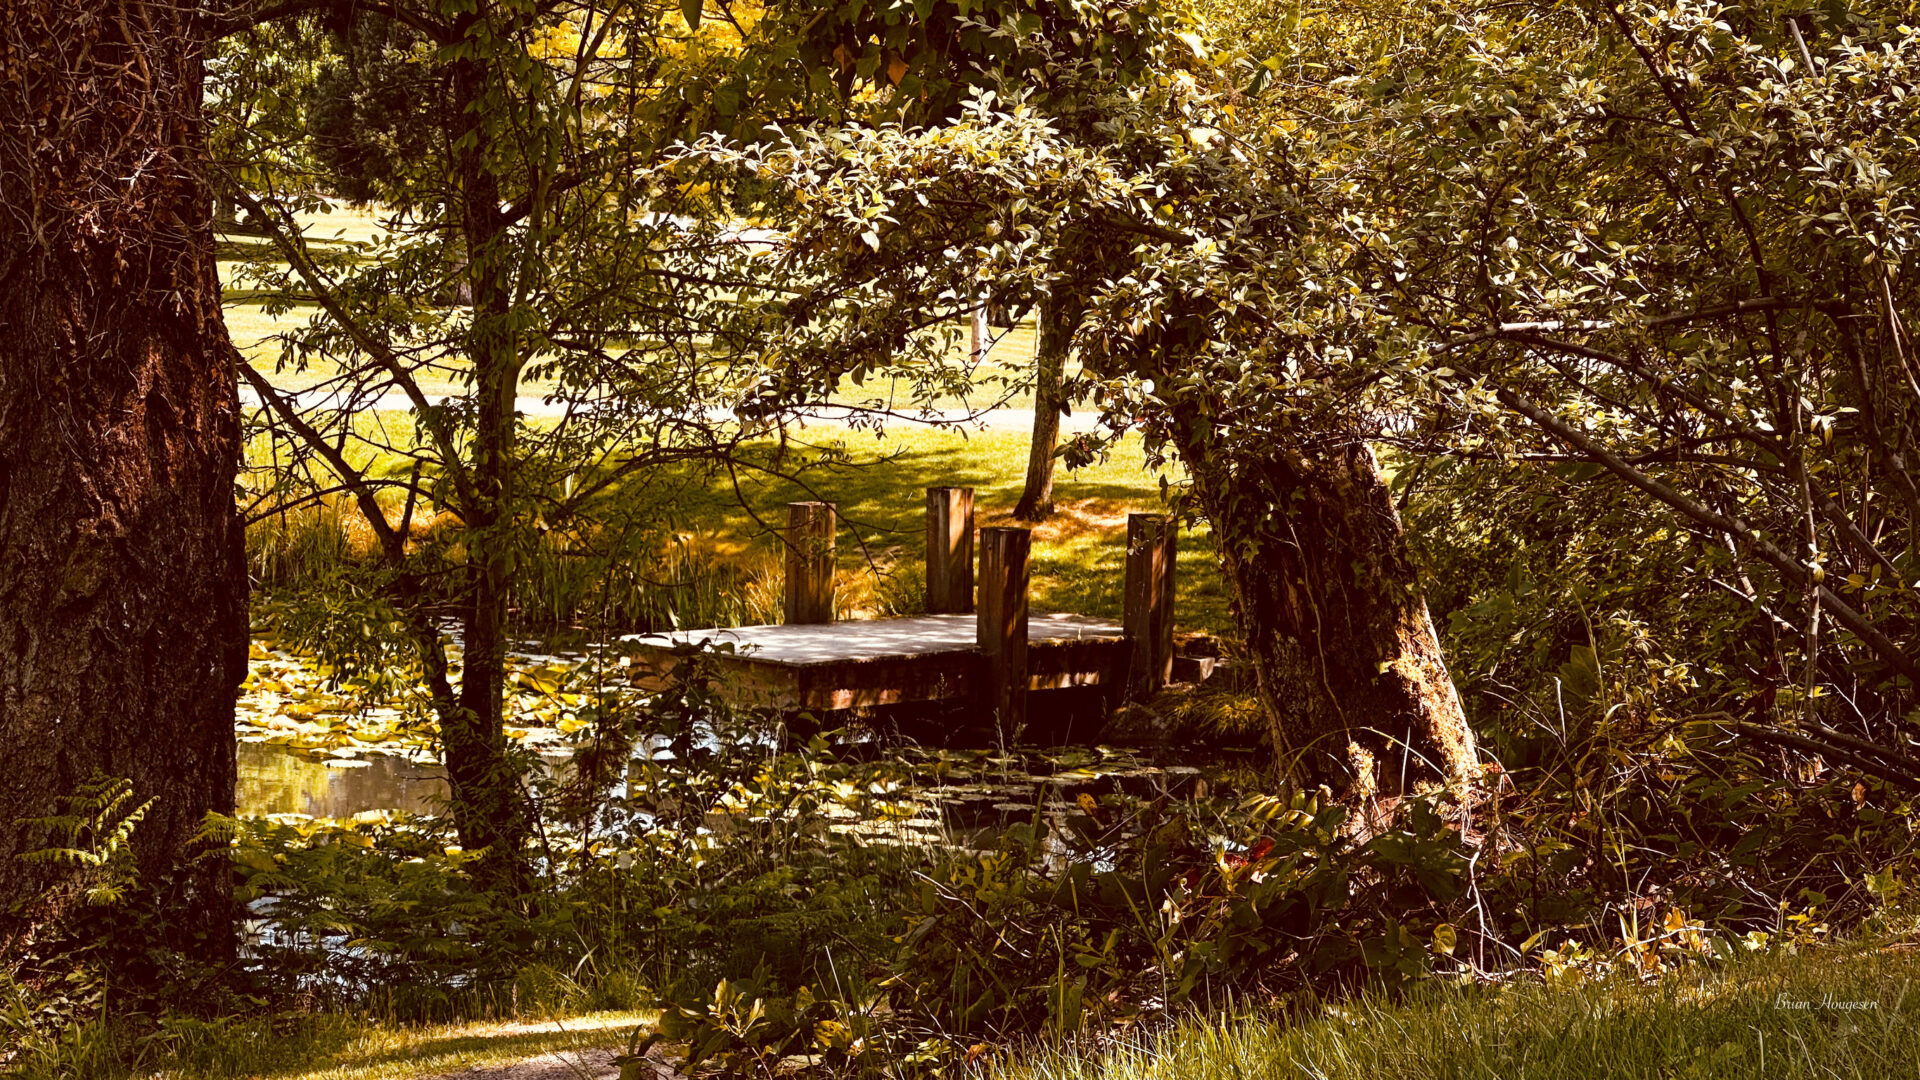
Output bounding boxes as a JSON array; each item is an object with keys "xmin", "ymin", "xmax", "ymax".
[{"xmin": 814, "ymin": 1019, "xmax": 853, "ymax": 1051}]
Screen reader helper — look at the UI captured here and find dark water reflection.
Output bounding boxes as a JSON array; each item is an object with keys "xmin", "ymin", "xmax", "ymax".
[{"xmin": 236, "ymin": 743, "xmax": 449, "ymax": 817}]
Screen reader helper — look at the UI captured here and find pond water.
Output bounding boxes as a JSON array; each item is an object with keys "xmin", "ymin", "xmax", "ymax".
[
  {"xmin": 232, "ymin": 634, "xmax": 1231, "ymax": 820},
  {"xmin": 233, "ymin": 628, "xmax": 596, "ymax": 817},
  {"xmin": 235, "ymin": 736, "xmax": 1219, "ymax": 828},
  {"xmin": 236, "ymin": 743, "xmax": 448, "ymax": 817}
]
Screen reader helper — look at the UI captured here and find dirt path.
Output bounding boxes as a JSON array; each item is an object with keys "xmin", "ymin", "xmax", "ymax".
[
  {"xmin": 411, "ymin": 1018, "xmax": 685, "ymax": 1080},
  {"xmin": 434, "ymin": 1045, "xmax": 688, "ymax": 1080},
  {"xmin": 434, "ymin": 1046, "xmax": 620, "ymax": 1080}
]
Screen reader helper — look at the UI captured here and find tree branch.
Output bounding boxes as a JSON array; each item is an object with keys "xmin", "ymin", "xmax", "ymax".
[
  {"xmin": 1465, "ymin": 366, "xmax": 1920, "ymax": 683},
  {"xmin": 211, "ymin": 0, "xmax": 453, "ymax": 42},
  {"xmin": 240, "ymin": 362, "xmax": 407, "ymax": 561},
  {"xmin": 230, "ymin": 186, "xmax": 477, "ymax": 511}
]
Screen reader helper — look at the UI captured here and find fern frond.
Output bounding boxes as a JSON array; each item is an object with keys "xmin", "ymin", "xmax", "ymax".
[
  {"xmin": 195, "ymin": 811, "xmax": 242, "ymax": 845},
  {"xmin": 12, "ymin": 773, "xmax": 153, "ymax": 906},
  {"xmin": 14, "ymin": 847, "xmax": 108, "ymax": 869}
]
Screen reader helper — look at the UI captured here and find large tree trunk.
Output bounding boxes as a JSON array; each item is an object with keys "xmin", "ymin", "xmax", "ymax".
[
  {"xmin": 1014, "ymin": 299, "xmax": 1083, "ymax": 522},
  {"xmin": 1182, "ymin": 436, "xmax": 1476, "ymax": 797},
  {"xmin": 0, "ymin": 0, "xmax": 247, "ymax": 959}
]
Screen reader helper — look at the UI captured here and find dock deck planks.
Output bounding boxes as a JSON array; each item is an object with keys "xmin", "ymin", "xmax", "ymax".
[{"xmin": 625, "ymin": 613, "xmax": 1128, "ymax": 712}]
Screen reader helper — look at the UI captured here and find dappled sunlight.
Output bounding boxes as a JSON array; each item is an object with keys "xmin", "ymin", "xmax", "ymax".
[
  {"xmin": 23, "ymin": 0, "xmax": 1920, "ymax": 1077},
  {"xmin": 236, "ymin": 1011, "xmax": 657, "ymax": 1080},
  {"xmin": 980, "ymin": 496, "xmax": 1137, "ymax": 545}
]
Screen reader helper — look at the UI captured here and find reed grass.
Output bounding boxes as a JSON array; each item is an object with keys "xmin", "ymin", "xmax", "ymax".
[{"xmin": 243, "ymin": 425, "xmax": 1233, "ymax": 636}]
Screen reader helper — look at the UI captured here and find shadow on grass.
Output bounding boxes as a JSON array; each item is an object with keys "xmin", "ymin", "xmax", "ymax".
[{"xmin": 678, "ymin": 428, "xmax": 1230, "ymax": 632}]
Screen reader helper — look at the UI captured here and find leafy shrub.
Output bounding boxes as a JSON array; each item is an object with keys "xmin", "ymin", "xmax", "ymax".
[
  {"xmin": 1403, "ymin": 455, "xmax": 1920, "ymax": 939},
  {"xmin": 881, "ymin": 788, "xmax": 1471, "ymax": 1043},
  {"xmin": 205, "ymin": 626, "xmax": 1920, "ymax": 1076}
]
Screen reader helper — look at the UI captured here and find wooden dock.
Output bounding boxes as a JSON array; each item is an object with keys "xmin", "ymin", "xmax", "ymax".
[
  {"xmin": 625, "ymin": 489, "xmax": 1178, "ymax": 731},
  {"xmin": 627, "ymin": 613, "xmax": 1126, "ymax": 712}
]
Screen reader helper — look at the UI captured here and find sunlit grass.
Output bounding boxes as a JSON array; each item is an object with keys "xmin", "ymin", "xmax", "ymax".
[
  {"xmin": 66, "ymin": 1010, "xmax": 657, "ymax": 1080},
  {"xmin": 243, "ymin": 406, "xmax": 1232, "ymax": 635},
  {"xmin": 690, "ymin": 424, "xmax": 1229, "ymax": 633},
  {"xmin": 225, "ymin": 201, "xmax": 1229, "ymax": 634},
  {"xmin": 994, "ymin": 939, "xmax": 1920, "ymax": 1080},
  {"xmin": 70, "ymin": 936, "xmax": 1920, "ymax": 1079}
]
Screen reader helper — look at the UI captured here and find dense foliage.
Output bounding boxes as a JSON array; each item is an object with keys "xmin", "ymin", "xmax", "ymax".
[
  {"xmin": 13, "ymin": 653, "xmax": 1914, "ymax": 1076},
  {"xmin": 18, "ymin": 0, "xmax": 1920, "ymax": 1076},
  {"xmin": 704, "ymin": 0, "xmax": 1920, "ymax": 788}
]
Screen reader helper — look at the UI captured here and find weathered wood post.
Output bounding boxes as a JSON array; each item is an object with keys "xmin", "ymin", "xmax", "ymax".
[
  {"xmin": 977, "ymin": 526, "xmax": 1031, "ymax": 734},
  {"xmin": 1124, "ymin": 513, "xmax": 1177, "ymax": 700},
  {"xmin": 784, "ymin": 501, "xmax": 836, "ymax": 624},
  {"xmin": 925, "ymin": 486, "xmax": 974, "ymax": 614}
]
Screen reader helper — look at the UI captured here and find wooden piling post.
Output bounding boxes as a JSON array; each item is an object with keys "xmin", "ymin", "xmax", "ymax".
[
  {"xmin": 976, "ymin": 526, "xmax": 1031, "ymax": 733},
  {"xmin": 784, "ymin": 501, "xmax": 836, "ymax": 624},
  {"xmin": 1124, "ymin": 513, "xmax": 1176, "ymax": 700},
  {"xmin": 925, "ymin": 487, "xmax": 974, "ymax": 614}
]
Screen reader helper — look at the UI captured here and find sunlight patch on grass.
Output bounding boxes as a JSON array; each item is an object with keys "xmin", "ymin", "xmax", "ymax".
[
  {"xmin": 980, "ymin": 497, "xmax": 1135, "ymax": 543},
  {"xmin": 242, "ymin": 414, "xmax": 1232, "ymax": 634},
  {"xmin": 153, "ymin": 1010, "xmax": 655, "ymax": 1080},
  {"xmin": 993, "ymin": 940, "xmax": 1920, "ymax": 1080}
]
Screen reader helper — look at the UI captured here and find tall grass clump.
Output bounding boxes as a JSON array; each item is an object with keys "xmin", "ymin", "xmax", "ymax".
[
  {"xmin": 245, "ymin": 498, "xmax": 355, "ymax": 590},
  {"xmin": 242, "ymin": 490, "xmax": 924, "ymax": 635}
]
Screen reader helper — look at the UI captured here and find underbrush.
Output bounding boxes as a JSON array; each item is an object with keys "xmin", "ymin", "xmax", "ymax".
[{"xmin": 11, "ymin": 648, "xmax": 1920, "ymax": 1078}]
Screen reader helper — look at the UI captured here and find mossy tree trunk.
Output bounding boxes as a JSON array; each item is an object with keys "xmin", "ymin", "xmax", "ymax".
[
  {"xmin": 0, "ymin": 0, "xmax": 247, "ymax": 958},
  {"xmin": 1179, "ymin": 436, "xmax": 1476, "ymax": 797}
]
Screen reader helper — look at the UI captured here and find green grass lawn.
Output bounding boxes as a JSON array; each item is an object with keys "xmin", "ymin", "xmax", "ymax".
[
  {"xmin": 59, "ymin": 1011, "xmax": 657, "ymax": 1080},
  {"xmin": 993, "ymin": 938, "xmax": 1920, "ymax": 1080},
  {"xmin": 661, "ymin": 424, "xmax": 1231, "ymax": 635},
  {"xmin": 230, "ymin": 204, "xmax": 1229, "ymax": 638},
  {"xmin": 245, "ymin": 412, "xmax": 1231, "ymax": 637},
  {"xmin": 76, "ymin": 935, "xmax": 1920, "ymax": 1079}
]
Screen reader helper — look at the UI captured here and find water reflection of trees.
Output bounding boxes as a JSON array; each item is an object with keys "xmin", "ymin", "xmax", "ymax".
[{"xmin": 235, "ymin": 744, "xmax": 447, "ymax": 817}]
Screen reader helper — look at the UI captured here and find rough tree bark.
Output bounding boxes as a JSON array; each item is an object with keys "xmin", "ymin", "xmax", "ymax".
[
  {"xmin": 1014, "ymin": 299, "xmax": 1084, "ymax": 522},
  {"xmin": 0, "ymin": 0, "xmax": 248, "ymax": 957},
  {"xmin": 1180, "ymin": 436, "xmax": 1476, "ymax": 797}
]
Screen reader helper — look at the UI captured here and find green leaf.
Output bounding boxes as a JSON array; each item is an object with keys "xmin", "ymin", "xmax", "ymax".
[
  {"xmin": 1558, "ymin": 645, "xmax": 1601, "ymax": 706},
  {"xmin": 681, "ymin": 0, "xmax": 702, "ymax": 32}
]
